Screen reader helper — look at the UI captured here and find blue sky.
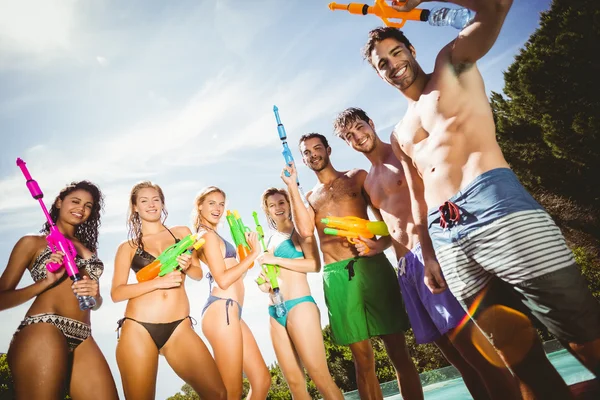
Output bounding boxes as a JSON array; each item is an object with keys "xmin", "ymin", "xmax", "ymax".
[{"xmin": 0, "ymin": 0, "xmax": 552, "ymax": 398}]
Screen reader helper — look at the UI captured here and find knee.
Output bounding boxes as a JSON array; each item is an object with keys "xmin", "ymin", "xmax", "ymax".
[{"xmin": 255, "ymin": 370, "xmax": 272, "ymax": 394}]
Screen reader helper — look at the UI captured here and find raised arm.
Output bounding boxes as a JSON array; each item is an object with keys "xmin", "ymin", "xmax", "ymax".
[
  {"xmin": 281, "ymin": 162, "xmax": 316, "ymax": 238},
  {"xmin": 391, "ymin": 132, "xmax": 447, "ymax": 293},
  {"xmin": 110, "ymin": 241, "xmax": 182, "ymax": 303},
  {"xmin": 199, "ymin": 231, "xmax": 260, "ymax": 290},
  {"xmin": 395, "ymin": 0, "xmax": 513, "ymax": 70},
  {"xmin": 0, "ymin": 236, "xmax": 60, "ymax": 311}
]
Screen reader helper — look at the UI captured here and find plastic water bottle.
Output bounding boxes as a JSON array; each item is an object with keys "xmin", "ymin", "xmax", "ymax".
[
  {"xmin": 271, "ymin": 290, "xmax": 287, "ymax": 318},
  {"xmin": 428, "ymin": 7, "xmax": 475, "ymax": 30},
  {"xmin": 72, "ymin": 275, "xmax": 96, "ymax": 310},
  {"xmin": 78, "ymin": 294, "xmax": 96, "ymax": 310}
]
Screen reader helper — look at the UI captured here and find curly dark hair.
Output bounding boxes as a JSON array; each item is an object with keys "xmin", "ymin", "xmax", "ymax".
[
  {"xmin": 362, "ymin": 26, "xmax": 413, "ymax": 67},
  {"xmin": 41, "ymin": 181, "xmax": 105, "ymax": 253}
]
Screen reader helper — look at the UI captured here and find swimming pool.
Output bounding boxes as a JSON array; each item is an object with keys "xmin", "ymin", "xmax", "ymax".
[{"xmin": 342, "ymin": 348, "xmax": 594, "ymax": 399}]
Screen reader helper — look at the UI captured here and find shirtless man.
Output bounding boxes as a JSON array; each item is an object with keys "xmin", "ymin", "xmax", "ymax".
[
  {"xmin": 361, "ymin": 0, "xmax": 600, "ymax": 398},
  {"xmin": 334, "ymin": 106, "xmax": 520, "ymax": 400},
  {"xmin": 281, "ymin": 133, "xmax": 423, "ymax": 400}
]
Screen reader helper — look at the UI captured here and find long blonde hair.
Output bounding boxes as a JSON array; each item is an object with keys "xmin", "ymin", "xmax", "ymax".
[
  {"xmin": 261, "ymin": 187, "xmax": 292, "ymax": 230},
  {"xmin": 127, "ymin": 181, "xmax": 168, "ymax": 249},
  {"xmin": 192, "ymin": 186, "xmax": 226, "ymax": 232}
]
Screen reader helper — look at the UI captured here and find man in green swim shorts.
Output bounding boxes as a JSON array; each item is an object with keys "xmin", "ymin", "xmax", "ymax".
[{"xmin": 281, "ymin": 133, "xmax": 423, "ymax": 400}]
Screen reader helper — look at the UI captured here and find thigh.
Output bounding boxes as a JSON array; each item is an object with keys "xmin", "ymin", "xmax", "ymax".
[
  {"xmin": 8, "ymin": 323, "xmax": 70, "ymax": 400},
  {"xmin": 515, "ymin": 266, "xmax": 600, "ymax": 344},
  {"xmin": 70, "ymin": 336, "xmax": 118, "ymax": 400},
  {"xmin": 163, "ymin": 321, "xmax": 226, "ymax": 399},
  {"xmin": 241, "ymin": 320, "xmax": 270, "ymax": 385},
  {"xmin": 269, "ymin": 317, "xmax": 305, "ymax": 388},
  {"xmin": 286, "ymin": 302, "xmax": 330, "ymax": 376},
  {"xmin": 115, "ymin": 319, "xmax": 160, "ymax": 400},
  {"xmin": 202, "ymin": 300, "xmax": 244, "ymax": 395}
]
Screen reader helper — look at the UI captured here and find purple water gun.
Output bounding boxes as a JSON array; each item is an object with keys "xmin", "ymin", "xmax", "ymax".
[{"xmin": 16, "ymin": 158, "xmax": 96, "ymax": 310}]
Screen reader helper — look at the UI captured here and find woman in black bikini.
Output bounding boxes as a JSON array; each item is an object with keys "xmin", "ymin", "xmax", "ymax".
[
  {"xmin": 192, "ymin": 186, "xmax": 270, "ymax": 400},
  {"xmin": 111, "ymin": 181, "xmax": 226, "ymax": 399},
  {"xmin": 0, "ymin": 180, "xmax": 118, "ymax": 400}
]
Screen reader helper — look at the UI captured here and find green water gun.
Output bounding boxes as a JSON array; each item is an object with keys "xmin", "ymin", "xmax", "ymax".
[
  {"xmin": 253, "ymin": 211, "xmax": 280, "ymax": 289},
  {"xmin": 136, "ymin": 232, "xmax": 206, "ymax": 282},
  {"xmin": 226, "ymin": 210, "xmax": 252, "ymax": 261}
]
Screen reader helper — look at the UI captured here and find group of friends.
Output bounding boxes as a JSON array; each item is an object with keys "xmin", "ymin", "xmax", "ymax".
[{"xmin": 2, "ymin": 0, "xmax": 600, "ymax": 399}]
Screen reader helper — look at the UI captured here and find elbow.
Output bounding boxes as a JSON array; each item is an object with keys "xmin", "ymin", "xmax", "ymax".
[
  {"xmin": 297, "ymin": 226, "xmax": 314, "ymax": 238},
  {"xmin": 110, "ymin": 288, "xmax": 125, "ymax": 303},
  {"xmin": 214, "ymin": 277, "xmax": 231, "ymax": 290}
]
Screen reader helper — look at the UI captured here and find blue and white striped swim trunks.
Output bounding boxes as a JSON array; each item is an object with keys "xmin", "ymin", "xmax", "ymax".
[{"xmin": 426, "ymin": 168, "xmax": 574, "ymax": 301}]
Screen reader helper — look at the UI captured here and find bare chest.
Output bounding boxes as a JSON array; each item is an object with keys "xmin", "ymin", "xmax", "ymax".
[
  {"xmin": 365, "ymin": 164, "xmax": 406, "ymax": 210},
  {"xmin": 309, "ymin": 176, "xmax": 365, "ymax": 213}
]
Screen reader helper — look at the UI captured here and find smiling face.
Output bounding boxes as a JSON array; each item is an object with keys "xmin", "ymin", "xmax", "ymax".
[
  {"xmin": 266, "ymin": 193, "xmax": 290, "ymax": 226},
  {"xmin": 338, "ymin": 118, "xmax": 378, "ymax": 154},
  {"xmin": 371, "ymin": 37, "xmax": 419, "ymax": 91},
  {"xmin": 199, "ymin": 191, "xmax": 226, "ymax": 226},
  {"xmin": 134, "ymin": 187, "xmax": 163, "ymax": 223},
  {"xmin": 56, "ymin": 189, "xmax": 94, "ymax": 226},
  {"xmin": 300, "ymin": 137, "xmax": 331, "ymax": 172}
]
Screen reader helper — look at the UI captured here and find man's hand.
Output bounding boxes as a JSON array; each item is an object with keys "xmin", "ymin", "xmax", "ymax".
[
  {"xmin": 280, "ymin": 161, "xmax": 299, "ymax": 187},
  {"xmin": 423, "ymin": 259, "xmax": 447, "ymax": 294},
  {"xmin": 390, "ymin": 0, "xmax": 423, "ymax": 12},
  {"xmin": 354, "ymin": 237, "xmax": 384, "ymax": 257}
]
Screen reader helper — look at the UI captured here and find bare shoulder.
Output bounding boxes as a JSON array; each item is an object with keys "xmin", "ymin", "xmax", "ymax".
[
  {"xmin": 171, "ymin": 225, "xmax": 193, "ymax": 237},
  {"xmin": 116, "ymin": 239, "xmax": 136, "ymax": 256},
  {"xmin": 13, "ymin": 234, "xmax": 46, "ymax": 257},
  {"xmin": 347, "ymin": 168, "xmax": 367, "ymax": 180}
]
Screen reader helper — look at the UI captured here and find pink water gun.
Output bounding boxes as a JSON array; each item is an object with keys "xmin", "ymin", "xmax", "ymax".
[{"xmin": 16, "ymin": 158, "xmax": 96, "ymax": 310}]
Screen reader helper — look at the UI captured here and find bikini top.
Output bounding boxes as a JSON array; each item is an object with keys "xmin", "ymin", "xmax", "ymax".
[
  {"xmin": 30, "ymin": 246, "xmax": 104, "ymax": 282},
  {"xmin": 270, "ymin": 229, "xmax": 304, "ymax": 259},
  {"xmin": 206, "ymin": 230, "xmax": 242, "ymax": 291},
  {"xmin": 130, "ymin": 228, "xmax": 180, "ymax": 273}
]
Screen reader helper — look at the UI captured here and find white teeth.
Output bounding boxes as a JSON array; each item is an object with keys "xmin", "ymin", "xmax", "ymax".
[
  {"xmin": 359, "ymin": 138, "xmax": 368, "ymax": 145},
  {"xmin": 395, "ymin": 66, "xmax": 407, "ymax": 78}
]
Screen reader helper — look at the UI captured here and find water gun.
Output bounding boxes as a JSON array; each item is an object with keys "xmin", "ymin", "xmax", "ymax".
[
  {"xmin": 273, "ymin": 105, "xmax": 309, "ymax": 207},
  {"xmin": 321, "ymin": 216, "xmax": 389, "ymax": 254},
  {"xmin": 225, "ymin": 210, "xmax": 252, "ymax": 262},
  {"xmin": 136, "ymin": 232, "xmax": 206, "ymax": 282},
  {"xmin": 328, "ymin": 0, "xmax": 430, "ymax": 28},
  {"xmin": 252, "ymin": 211, "xmax": 280, "ymax": 289},
  {"xmin": 16, "ymin": 158, "xmax": 97, "ymax": 310}
]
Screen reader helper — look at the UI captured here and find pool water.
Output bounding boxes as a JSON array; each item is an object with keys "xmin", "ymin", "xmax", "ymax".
[{"xmin": 342, "ymin": 349, "xmax": 594, "ymax": 399}]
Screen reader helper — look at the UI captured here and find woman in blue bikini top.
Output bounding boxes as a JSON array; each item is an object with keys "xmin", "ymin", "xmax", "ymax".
[
  {"xmin": 257, "ymin": 187, "xmax": 343, "ymax": 399},
  {"xmin": 192, "ymin": 186, "xmax": 271, "ymax": 400}
]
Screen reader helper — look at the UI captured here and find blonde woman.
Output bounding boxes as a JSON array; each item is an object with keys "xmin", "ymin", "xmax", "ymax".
[
  {"xmin": 257, "ymin": 187, "xmax": 343, "ymax": 399},
  {"xmin": 111, "ymin": 181, "xmax": 225, "ymax": 399},
  {"xmin": 193, "ymin": 186, "xmax": 270, "ymax": 400}
]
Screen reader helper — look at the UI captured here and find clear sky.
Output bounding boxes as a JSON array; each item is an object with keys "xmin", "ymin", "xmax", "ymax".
[{"xmin": 0, "ymin": 0, "xmax": 553, "ymax": 398}]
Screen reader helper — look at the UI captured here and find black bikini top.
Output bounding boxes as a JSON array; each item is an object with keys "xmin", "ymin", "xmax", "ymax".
[{"xmin": 130, "ymin": 228, "xmax": 180, "ymax": 273}]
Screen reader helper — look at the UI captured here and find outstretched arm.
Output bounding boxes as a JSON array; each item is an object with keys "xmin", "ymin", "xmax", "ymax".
[{"xmin": 391, "ymin": 132, "xmax": 447, "ymax": 294}]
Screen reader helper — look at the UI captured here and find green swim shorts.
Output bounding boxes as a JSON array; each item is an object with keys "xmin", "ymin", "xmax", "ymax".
[{"xmin": 323, "ymin": 253, "xmax": 410, "ymax": 345}]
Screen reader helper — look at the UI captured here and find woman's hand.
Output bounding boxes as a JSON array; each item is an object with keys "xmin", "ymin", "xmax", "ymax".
[
  {"xmin": 153, "ymin": 271, "xmax": 183, "ymax": 289},
  {"xmin": 43, "ymin": 251, "xmax": 66, "ymax": 286},
  {"xmin": 176, "ymin": 253, "xmax": 192, "ymax": 273},
  {"xmin": 72, "ymin": 275, "xmax": 98, "ymax": 297},
  {"xmin": 255, "ymin": 270, "xmax": 272, "ymax": 293}
]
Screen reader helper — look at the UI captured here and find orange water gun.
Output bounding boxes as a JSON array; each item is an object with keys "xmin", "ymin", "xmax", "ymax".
[
  {"xmin": 322, "ymin": 216, "xmax": 389, "ymax": 254},
  {"xmin": 136, "ymin": 232, "xmax": 206, "ymax": 282},
  {"xmin": 328, "ymin": 0, "xmax": 430, "ymax": 28}
]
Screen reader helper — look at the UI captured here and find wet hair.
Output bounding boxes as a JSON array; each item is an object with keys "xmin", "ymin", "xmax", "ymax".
[
  {"xmin": 261, "ymin": 187, "xmax": 292, "ymax": 230},
  {"xmin": 298, "ymin": 132, "xmax": 329, "ymax": 149},
  {"xmin": 41, "ymin": 181, "xmax": 105, "ymax": 253},
  {"xmin": 362, "ymin": 26, "xmax": 413, "ymax": 67},
  {"xmin": 127, "ymin": 181, "xmax": 168, "ymax": 249},
  {"xmin": 333, "ymin": 107, "xmax": 372, "ymax": 138},
  {"xmin": 192, "ymin": 186, "xmax": 227, "ymax": 233}
]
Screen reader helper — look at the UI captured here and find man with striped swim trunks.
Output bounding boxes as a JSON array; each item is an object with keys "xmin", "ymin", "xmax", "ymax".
[
  {"xmin": 361, "ymin": 0, "xmax": 600, "ymax": 398},
  {"xmin": 334, "ymin": 106, "xmax": 520, "ymax": 400}
]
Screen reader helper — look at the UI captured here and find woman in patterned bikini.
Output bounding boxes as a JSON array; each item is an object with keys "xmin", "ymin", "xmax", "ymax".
[
  {"xmin": 111, "ymin": 181, "xmax": 225, "ymax": 400},
  {"xmin": 257, "ymin": 187, "xmax": 343, "ymax": 399},
  {"xmin": 0, "ymin": 180, "xmax": 118, "ymax": 400}
]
